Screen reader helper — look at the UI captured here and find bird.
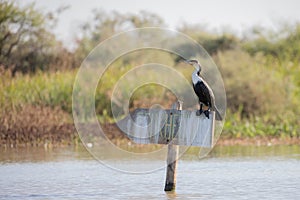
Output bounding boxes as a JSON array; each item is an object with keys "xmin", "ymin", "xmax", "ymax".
[{"xmin": 183, "ymin": 59, "xmax": 222, "ymax": 121}]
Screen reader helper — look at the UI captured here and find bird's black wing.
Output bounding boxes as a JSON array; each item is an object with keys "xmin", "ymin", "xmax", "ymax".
[
  {"xmin": 193, "ymin": 78, "xmax": 222, "ymax": 120},
  {"xmin": 193, "ymin": 81, "xmax": 212, "ymax": 107}
]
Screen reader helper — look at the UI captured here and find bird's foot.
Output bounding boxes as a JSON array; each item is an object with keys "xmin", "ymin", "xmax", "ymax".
[
  {"xmin": 204, "ymin": 110, "xmax": 210, "ymax": 119},
  {"xmin": 196, "ymin": 109, "xmax": 203, "ymax": 116}
]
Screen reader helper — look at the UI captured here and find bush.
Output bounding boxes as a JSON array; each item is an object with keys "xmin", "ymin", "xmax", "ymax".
[{"xmin": 218, "ymin": 50, "xmax": 288, "ymax": 118}]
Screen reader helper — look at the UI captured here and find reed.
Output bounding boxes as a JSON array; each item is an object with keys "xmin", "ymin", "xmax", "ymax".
[{"xmin": 0, "ymin": 70, "xmax": 75, "ymax": 113}]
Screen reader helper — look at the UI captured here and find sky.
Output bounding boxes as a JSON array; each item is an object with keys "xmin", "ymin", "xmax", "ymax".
[{"xmin": 16, "ymin": 0, "xmax": 300, "ymax": 49}]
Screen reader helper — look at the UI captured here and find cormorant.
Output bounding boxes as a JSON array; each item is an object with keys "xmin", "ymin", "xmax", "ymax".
[{"xmin": 184, "ymin": 59, "xmax": 222, "ymax": 121}]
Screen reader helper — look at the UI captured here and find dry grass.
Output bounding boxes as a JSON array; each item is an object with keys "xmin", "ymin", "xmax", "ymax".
[{"xmin": 0, "ymin": 105, "xmax": 76, "ymax": 148}]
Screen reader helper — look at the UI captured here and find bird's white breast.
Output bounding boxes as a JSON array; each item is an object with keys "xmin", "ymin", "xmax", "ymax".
[{"xmin": 192, "ymin": 70, "xmax": 202, "ymax": 84}]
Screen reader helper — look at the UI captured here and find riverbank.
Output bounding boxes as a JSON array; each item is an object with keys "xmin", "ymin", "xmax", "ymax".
[
  {"xmin": 1, "ymin": 118, "xmax": 299, "ymax": 148},
  {"xmin": 1, "ymin": 105, "xmax": 299, "ymax": 148},
  {"xmin": 216, "ymin": 136, "xmax": 300, "ymax": 146}
]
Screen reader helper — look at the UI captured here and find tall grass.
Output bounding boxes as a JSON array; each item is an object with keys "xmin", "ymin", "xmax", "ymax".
[{"xmin": 0, "ymin": 70, "xmax": 75, "ymax": 113}]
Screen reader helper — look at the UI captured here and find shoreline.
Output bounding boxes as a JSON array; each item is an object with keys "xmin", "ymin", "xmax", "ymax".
[
  {"xmin": 1, "ymin": 122, "xmax": 299, "ymax": 148},
  {"xmin": 1, "ymin": 137, "xmax": 299, "ymax": 148},
  {"xmin": 216, "ymin": 136, "xmax": 300, "ymax": 146}
]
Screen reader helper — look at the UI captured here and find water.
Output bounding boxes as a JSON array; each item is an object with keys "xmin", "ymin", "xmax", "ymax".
[{"xmin": 0, "ymin": 145, "xmax": 299, "ymax": 199}]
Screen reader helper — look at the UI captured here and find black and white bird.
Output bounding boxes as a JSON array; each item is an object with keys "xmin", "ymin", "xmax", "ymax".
[{"xmin": 184, "ymin": 59, "xmax": 222, "ymax": 120}]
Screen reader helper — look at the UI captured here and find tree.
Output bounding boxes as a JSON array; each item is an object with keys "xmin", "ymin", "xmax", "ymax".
[
  {"xmin": 0, "ymin": 1, "xmax": 73, "ymax": 75},
  {"xmin": 243, "ymin": 23, "xmax": 300, "ymax": 64},
  {"xmin": 74, "ymin": 10, "xmax": 165, "ymax": 65},
  {"xmin": 178, "ymin": 24, "xmax": 238, "ymax": 56}
]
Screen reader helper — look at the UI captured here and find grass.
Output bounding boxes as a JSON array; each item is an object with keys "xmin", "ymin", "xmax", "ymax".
[
  {"xmin": 223, "ymin": 109, "xmax": 299, "ymax": 138},
  {"xmin": 0, "ymin": 70, "xmax": 75, "ymax": 113}
]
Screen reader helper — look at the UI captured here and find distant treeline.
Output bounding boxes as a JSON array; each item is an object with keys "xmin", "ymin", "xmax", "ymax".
[{"xmin": 2, "ymin": 1, "xmax": 300, "ymax": 74}]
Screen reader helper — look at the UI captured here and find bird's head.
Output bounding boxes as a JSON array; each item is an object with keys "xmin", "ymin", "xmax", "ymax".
[{"xmin": 183, "ymin": 59, "xmax": 202, "ymax": 72}]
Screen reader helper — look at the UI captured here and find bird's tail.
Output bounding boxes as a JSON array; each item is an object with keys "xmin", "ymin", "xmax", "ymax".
[{"xmin": 214, "ymin": 107, "xmax": 223, "ymax": 121}]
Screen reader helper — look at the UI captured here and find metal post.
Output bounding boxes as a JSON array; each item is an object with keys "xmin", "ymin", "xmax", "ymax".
[{"xmin": 164, "ymin": 101, "xmax": 182, "ymax": 192}]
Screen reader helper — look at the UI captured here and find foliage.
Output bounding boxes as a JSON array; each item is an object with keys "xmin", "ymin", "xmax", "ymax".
[
  {"xmin": 0, "ymin": 2, "xmax": 300, "ymax": 139},
  {"xmin": 178, "ymin": 24, "xmax": 239, "ymax": 55},
  {"xmin": 243, "ymin": 23, "xmax": 300, "ymax": 63},
  {"xmin": 241, "ymin": 23, "xmax": 300, "ymax": 116},
  {"xmin": 217, "ymin": 50, "xmax": 289, "ymax": 117},
  {"xmin": 0, "ymin": 70, "xmax": 75, "ymax": 113},
  {"xmin": 223, "ymin": 109, "xmax": 300, "ymax": 138},
  {"xmin": 0, "ymin": 1, "xmax": 73, "ymax": 75}
]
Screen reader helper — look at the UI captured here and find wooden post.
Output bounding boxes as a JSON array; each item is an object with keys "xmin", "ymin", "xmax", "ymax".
[{"xmin": 164, "ymin": 101, "xmax": 182, "ymax": 192}]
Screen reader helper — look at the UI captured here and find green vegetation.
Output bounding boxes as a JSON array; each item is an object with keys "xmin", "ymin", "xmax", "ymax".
[
  {"xmin": 0, "ymin": 1, "xmax": 299, "ymax": 146},
  {"xmin": 0, "ymin": 70, "xmax": 75, "ymax": 113}
]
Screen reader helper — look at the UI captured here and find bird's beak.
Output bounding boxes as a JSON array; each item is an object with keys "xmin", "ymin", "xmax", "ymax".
[
  {"xmin": 180, "ymin": 59, "xmax": 201, "ymax": 71},
  {"xmin": 180, "ymin": 59, "xmax": 190, "ymax": 64},
  {"xmin": 182, "ymin": 59, "xmax": 200, "ymax": 71}
]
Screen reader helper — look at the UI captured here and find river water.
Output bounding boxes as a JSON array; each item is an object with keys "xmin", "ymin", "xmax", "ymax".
[{"xmin": 0, "ymin": 145, "xmax": 299, "ymax": 199}]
